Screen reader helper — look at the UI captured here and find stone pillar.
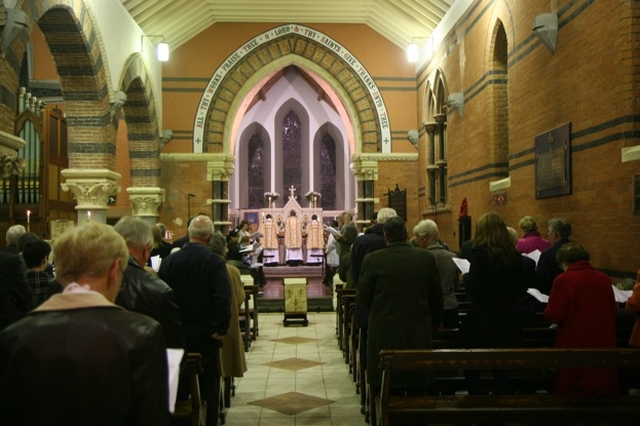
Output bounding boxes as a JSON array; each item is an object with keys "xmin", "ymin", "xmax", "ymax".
[
  {"xmin": 126, "ymin": 187, "xmax": 165, "ymax": 226},
  {"xmin": 206, "ymin": 154, "xmax": 235, "ymax": 232},
  {"xmin": 351, "ymin": 154, "xmax": 379, "ymax": 227},
  {"xmin": 61, "ymin": 169, "xmax": 121, "ymax": 224}
]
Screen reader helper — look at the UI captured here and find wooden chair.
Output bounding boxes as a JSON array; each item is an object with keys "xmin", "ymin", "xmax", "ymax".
[{"xmin": 172, "ymin": 353, "xmax": 207, "ymax": 426}]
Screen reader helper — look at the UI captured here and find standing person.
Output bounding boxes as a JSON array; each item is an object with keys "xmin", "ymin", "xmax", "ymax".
[
  {"xmin": 0, "ymin": 250, "xmax": 31, "ymax": 330},
  {"xmin": 305, "ymin": 214, "xmax": 324, "ymax": 264},
  {"xmin": 357, "ymin": 216, "xmax": 443, "ymax": 398},
  {"xmin": 626, "ymin": 269, "xmax": 640, "ymax": 348},
  {"xmin": 284, "ymin": 211, "xmax": 303, "ymax": 265},
  {"xmin": 4, "ymin": 225, "xmax": 25, "ymax": 254},
  {"xmin": 159, "ymin": 215, "xmax": 231, "ymax": 426},
  {"xmin": 336, "ymin": 212, "xmax": 357, "ymax": 257},
  {"xmin": 22, "ymin": 239, "xmax": 52, "ymax": 310},
  {"xmin": 323, "ymin": 220, "xmax": 340, "ymax": 285},
  {"xmin": 0, "ymin": 221, "xmax": 170, "ymax": 425},
  {"xmin": 209, "ymin": 232, "xmax": 247, "ymax": 382},
  {"xmin": 516, "ymin": 215, "xmax": 551, "ymax": 254},
  {"xmin": 536, "ymin": 218, "xmax": 572, "ymax": 294},
  {"xmin": 113, "ymin": 216, "xmax": 185, "ymax": 351},
  {"xmin": 545, "ymin": 243, "xmax": 619, "ymax": 396},
  {"xmin": 262, "ymin": 214, "xmax": 280, "ymax": 265},
  {"xmin": 413, "ymin": 219, "xmax": 460, "ymax": 329},
  {"xmin": 462, "ymin": 212, "xmax": 527, "ymax": 396},
  {"xmin": 150, "ymin": 223, "xmax": 173, "ymax": 260}
]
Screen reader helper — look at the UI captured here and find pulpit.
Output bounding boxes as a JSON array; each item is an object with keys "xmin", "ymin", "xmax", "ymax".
[{"xmin": 283, "ymin": 277, "xmax": 308, "ymax": 326}]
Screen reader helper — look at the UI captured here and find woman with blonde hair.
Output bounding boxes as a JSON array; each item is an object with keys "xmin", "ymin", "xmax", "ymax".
[
  {"xmin": 515, "ymin": 215, "xmax": 550, "ymax": 254},
  {"xmin": 462, "ymin": 212, "xmax": 527, "ymax": 395}
]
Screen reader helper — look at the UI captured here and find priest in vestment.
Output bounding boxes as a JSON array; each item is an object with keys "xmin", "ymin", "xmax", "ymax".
[
  {"xmin": 306, "ymin": 214, "xmax": 324, "ymax": 264},
  {"xmin": 284, "ymin": 211, "xmax": 303, "ymax": 266},
  {"xmin": 262, "ymin": 214, "xmax": 280, "ymax": 265}
]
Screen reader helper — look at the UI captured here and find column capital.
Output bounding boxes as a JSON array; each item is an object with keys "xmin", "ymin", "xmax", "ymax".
[
  {"xmin": 351, "ymin": 155, "xmax": 379, "ymax": 181},
  {"xmin": 126, "ymin": 187, "xmax": 165, "ymax": 217},
  {"xmin": 423, "ymin": 122, "xmax": 438, "ymax": 134},
  {"xmin": 0, "ymin": 130, "xmax": 26, "ymax": 178},
  {"xmin": 207, "ymin": 154, "xmax": 235, "ymax": 181},
  {"xmin": 61, "ymin": 168, "xmax": 121, "ymax": 210}
]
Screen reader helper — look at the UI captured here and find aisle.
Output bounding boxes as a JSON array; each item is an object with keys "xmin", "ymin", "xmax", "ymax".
[{"xmin": 225, "ymin": 312, "xmax": 363, "ymax": 425}]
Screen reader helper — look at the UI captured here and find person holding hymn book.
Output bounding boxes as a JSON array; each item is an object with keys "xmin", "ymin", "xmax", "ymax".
[{"xmin": 545, "ymin": 243, "xmax": 619, "ymax": 396}]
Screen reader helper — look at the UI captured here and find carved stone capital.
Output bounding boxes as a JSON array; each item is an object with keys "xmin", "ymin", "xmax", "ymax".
[
  {"xmin": 61, "ymin": 168, "xmax": 122, "ymax": 209},
  {"xmin": 126, "ymin": 187, "xmax": 165, "ymax": 217},
  {"xmin": 0, "ymin": 130, "xmax": 26, "ymax": 177},
  {"xmin": 207, "ymin": 154, "xmax": 235, "ymax": 182},
  {"xmin": 423, "ymin": 122, "xmax": 438, "ymax": 134},
  {"xmin": 351, "ymin": 155, "xmax": 379, "ymax": 181}
]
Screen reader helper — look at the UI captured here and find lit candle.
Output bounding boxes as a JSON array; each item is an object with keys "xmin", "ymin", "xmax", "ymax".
[
  {"xmin": 87, "ymin": 211, "xmax": 91, "ymax": 220},
  {"xmin": 26, "ymin": 210, "xmax": 30, "ymax": 224}
]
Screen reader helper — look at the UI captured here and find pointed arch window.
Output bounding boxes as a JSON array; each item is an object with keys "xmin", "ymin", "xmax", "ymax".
[
  {"xmin": 320, "ymin": 133, "xmax": 336, "ymax": 209},
  {"xmin": 282, "ymin": 110, "xmax": 302, "ymax": 192},
  {"xmin": 247, "ymin": 133, "xmax": 265, "ymax": 209}
]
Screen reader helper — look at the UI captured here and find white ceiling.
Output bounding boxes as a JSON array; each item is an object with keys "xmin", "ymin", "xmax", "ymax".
[{"xmin": 119, "ymin": 0, "xmax": 454, "ymax": 50}]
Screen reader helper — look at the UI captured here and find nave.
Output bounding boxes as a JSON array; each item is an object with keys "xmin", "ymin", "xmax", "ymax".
[{"xmin": 225, "ymin": 310, "xmax": 362, "ymax": 425}]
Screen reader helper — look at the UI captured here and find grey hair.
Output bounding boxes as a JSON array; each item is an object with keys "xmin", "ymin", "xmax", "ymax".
[
  {"xmin": 413, "ymin": 219, "xmax": 440, "ymax": 242},
  {"xmin": 113, "ymin": 216, "xmax": 153, "ymax": 250},
  {"xmin": 376, "ymin": 208, "xmax": 397, "ymax": 224},
  {"xmin": 189, "ymin": 215, "xmax": 214, "ymax": 240},
  {"xmin": 548, "ymin": 218, "xmax": 571, "ymax": 239},
  {"xmin": 6, "ymin": 225, "xmax": 26, "ymax": 245},
  {"xmin": 209, "ymin": 231, "xmax": 227, "ymax": 256}
]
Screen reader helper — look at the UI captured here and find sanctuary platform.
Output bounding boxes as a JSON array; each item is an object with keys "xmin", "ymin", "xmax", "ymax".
[{"xmin": 250, "ymin": 264, "xmax": 334, "ymax": 313}]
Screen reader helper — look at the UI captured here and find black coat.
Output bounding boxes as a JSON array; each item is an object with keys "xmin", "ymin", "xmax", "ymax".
[
  {"xmin": 116, "ymin": 256, "xmax": 185, "ymax": 350},
  {"xmin": 0, "ymin": 252, "xmax": 31, "ymax": 330},
  {"xmin": 159, "ymin": 242, "xmax": 231, "ymax": 338},
  {"xmin": 0, "ymin": 293, "xmax": 170, "ymax": 425}
]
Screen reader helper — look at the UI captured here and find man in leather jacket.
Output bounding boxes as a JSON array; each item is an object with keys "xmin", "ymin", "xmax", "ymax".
[
  {"xmin": 0, "ymin": 221, "xmax": 170, "ymax": 425},
  {"xmin": 114, "ymin": 216, "xmax": 185, "ymax": 350}
]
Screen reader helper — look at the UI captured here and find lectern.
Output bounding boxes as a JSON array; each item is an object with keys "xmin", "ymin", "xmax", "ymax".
[{"xmin": 283, "ymin": 277, "xmax": 308, "ymax": 326}]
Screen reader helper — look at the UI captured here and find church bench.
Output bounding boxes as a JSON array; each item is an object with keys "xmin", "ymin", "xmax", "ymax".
[{"xmin": 376, "ymin": 348, "xmax": 640, "ymax": 426}]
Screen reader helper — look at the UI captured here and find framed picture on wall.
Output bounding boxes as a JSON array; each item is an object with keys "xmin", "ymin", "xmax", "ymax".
[
  {"xmin": 633, "ymin": 176, "xmax": 640, "ymax": 216},
  {"xmin": 242, "ymin": 210, "xmax": 261, "ymax": 233},
  {"xmin": 535, "ymin": 122, "xmax": 572, "ymax": 199}
]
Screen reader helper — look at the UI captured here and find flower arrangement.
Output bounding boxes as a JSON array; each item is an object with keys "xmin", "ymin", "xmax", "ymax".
[
  {"xmin": 264, "ymin": 191, "xmax": 280, "ymax": 200},
  {"xmin": 304, "ymin": 191, "xmax": 322, "ymax": 201}
]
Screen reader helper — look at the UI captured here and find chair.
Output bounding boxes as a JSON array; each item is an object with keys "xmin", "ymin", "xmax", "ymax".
[{"xmin": 172, "ymin": 353, "xmax": 207, "ymax": 426}]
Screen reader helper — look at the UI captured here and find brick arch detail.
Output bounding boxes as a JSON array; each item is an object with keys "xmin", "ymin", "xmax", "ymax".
[
  {"xmin": 19, "ymin": 0, "xmax": 116, "ymax": 170},
  {"xmin": 119, "ymin": 54, "xmax": 161, "ymax": 187},
  {"xmin": 194, "ymin": 25, "xmax": 391, "ymax": 156}
]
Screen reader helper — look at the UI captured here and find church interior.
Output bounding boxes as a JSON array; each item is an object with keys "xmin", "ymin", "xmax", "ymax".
[{"xmin": 1, "ymin": 0, "xmax": 640, "ymax": 423}]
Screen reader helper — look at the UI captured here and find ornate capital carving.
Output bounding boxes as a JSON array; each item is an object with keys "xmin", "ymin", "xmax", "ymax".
[
  {"xmin": 61, "ymin": 168, "xmax": 122, "ymax": 209},
  {"xmin": 0, "ymin": 153, "xmax": 25, "ymax": 178},
  {"xmin": 351, "ymin": 155, "xmax": 379, "ymax": 181},
  {"xmin": 207, "ymin": 154, "xmax": 235, "ymax": 182},
  {"xmin": 126, "ymin": 187, "xmax": 165, "ymax": 217}
]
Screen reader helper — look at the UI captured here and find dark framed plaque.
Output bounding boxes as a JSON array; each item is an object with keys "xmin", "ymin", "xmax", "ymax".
[
  {"xmin": 535, "ymin": 122, "xmax": 572, "ymax": 199},
  {"xmin": 384, "ymin": 184, "xmax": 407, "ymax": 221},
  {"xmin": 634, "ymin": 176, "xmax": 640, "ymax": 216}
]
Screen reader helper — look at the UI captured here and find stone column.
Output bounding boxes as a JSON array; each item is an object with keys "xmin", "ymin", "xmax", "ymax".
[
  {"xmin": 126, "ymin": 187, "xmax": 165, "ymax": 226},
  {"xmin": 351, "ymin": 154, "xmax": 379, "ymax": 227},
  {"xmin": 206, "ymin": 154, "xmax": 235, "ymax": 232},
  {"xmin": 61, "ymin": 168, "xmax": 121, "ymax": 224}
]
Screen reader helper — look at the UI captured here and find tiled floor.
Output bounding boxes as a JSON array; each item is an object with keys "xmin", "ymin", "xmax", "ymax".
[{"xmin": 225, "ymin": 310, "xmax": 363, "ymax": 425}]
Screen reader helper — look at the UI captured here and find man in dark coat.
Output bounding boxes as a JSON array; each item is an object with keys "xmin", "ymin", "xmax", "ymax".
[
  {"xmin": 114, "ymin": 216, "xmax": 185, "ymax": 350},
  {"xmin": 357, "ymin": 216, "xmax": 443, "ymax": 395},
  {"xmin": 536, "ymin": 217, "xmax": 571, "ymax": 294},
  {"xmin": 159, "ymin": 215, "xmax": 231, "ymax": 426},
  {"xmin": 0, "ymin": 251, "xmax": 31, "ymax": 330},
  {"xmin": 0, "ymin": 222, "xmax": 170, "ymax": 425}
]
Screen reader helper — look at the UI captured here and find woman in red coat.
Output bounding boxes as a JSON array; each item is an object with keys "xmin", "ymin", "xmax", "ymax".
[{"xmin": 544, "ymin": 243, "xmax": 619, "ymax": 396}]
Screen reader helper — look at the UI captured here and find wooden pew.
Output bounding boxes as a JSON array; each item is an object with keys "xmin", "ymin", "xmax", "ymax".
[
  {"xmin": 172, "ymin": 353, "xmax": 207, "ymax": 426},
  {"xmin": 376, "ymin": 348, "xmax": 640, "ymax": 426}
]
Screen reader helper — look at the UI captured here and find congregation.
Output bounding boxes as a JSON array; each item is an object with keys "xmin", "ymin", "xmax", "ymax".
[{"xmin": 0, "ymin": 210, "xmax": 638, "ymax": 425}]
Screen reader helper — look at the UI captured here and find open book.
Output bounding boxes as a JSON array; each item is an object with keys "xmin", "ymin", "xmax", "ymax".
[
  {"xmin": 451, "ymin": 257, "xmax": 470, "ymax": 274},
  {"xmin": 526, "ymin": 288, "xmax": 549, "ymax": 304},
  {"xmin": 324, "ymin": 224, "xmax": 340, "ymax": 237},
  {"xmin": 522, "ymin": 249, "xmax": 541, "ymax": 266}
]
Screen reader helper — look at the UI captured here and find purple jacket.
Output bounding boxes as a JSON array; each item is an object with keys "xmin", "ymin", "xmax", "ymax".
[{"xmin": 516, "ymin": 231, "xmax": 551, "ymax": 254}]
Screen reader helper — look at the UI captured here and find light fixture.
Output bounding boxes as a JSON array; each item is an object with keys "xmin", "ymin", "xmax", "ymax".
[
  {"xmin": 406, "ymin": 37, "xmax": 431, "ymax": 63},
  {"xmin": 141, "ymin": 35, "xmax": 170, "ymax": 62}
]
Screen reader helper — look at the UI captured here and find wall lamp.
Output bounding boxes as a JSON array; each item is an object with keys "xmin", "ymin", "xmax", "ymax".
[
  {"xmin": 407, "ymin": 37, "xmax": 432, "ymax": 63},
  {"xmin": 141, "ymin": 35, "xmax": 170, "ymax": 62}
]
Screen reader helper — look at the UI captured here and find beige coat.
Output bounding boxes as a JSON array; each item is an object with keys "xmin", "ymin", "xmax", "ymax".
[{"xmin": 220, "ymin": 264, "xmax": 247, "ymax": 377}]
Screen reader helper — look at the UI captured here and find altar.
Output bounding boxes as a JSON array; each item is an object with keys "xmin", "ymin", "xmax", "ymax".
[{"xmin": 255, "ymin": 186, "xmax": 325, "ymax": 267}]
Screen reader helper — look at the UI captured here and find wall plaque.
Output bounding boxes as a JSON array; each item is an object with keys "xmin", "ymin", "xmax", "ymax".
[{"xmin": 535, "ymin": 122, "xmax": 572, "ymax": 199}]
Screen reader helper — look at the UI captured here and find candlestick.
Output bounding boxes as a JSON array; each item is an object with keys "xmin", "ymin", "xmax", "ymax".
[
  {"xmin": 87, "ymin": 211, "xmax": 91, "ymax": 220},
  {"xmin": 26, "ymin": 210, "xmax": 30, "ymax": 232}
]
